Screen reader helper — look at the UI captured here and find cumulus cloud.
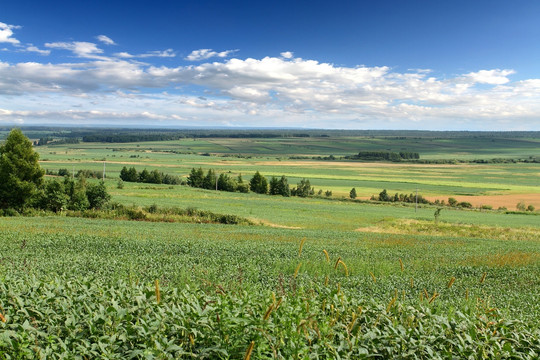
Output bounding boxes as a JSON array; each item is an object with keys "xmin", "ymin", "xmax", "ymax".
[
  {"xmin": 114, "ymin": 49, "xmax": 175, "ymax": 58},
  {"xmin": 280, "ymin": 51, "xmax": 294, "ymax": 59},
  {"xmin": 1, "ymin": 26, "xmax": 540, "ymax": 129},
  {"xmin": 96, "ymin": 35, "xmax": 115, "ymax": 45},
  {"xmin": 0, "ymin": 22, "xmax": 20, "ymax": 44},
  {"xmin": 25, "ymin": 45, "xmax": 51, "ymax": 55},
  {"xmin": 45, "ymin": 41, "xmax": 106, "ymax": 59},
  {"xmin": 185, "ymin": 48, "xmax": 237, "ymax": 61},
  {"xmin": 464, "ymin": 69, "xmax": 515, "ymax": 85}
]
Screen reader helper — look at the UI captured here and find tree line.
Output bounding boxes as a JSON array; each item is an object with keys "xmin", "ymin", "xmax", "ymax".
[
  {"xmin": 120, "ymin": 167, "xmax": 182, "ymax": 185},
  {"xmin": 186, "ymin": 168, "xmax": 321, "ymax": 197},
  {"xmin": 345, "ymin": 151, "xmax": 420, "ymax": 162},
  {"xmin": 0, "ymin": 129, "xmax": 111, "ymax": 214}
]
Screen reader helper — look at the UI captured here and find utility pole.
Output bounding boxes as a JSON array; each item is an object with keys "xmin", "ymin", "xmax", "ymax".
[
  {"xmin": 415, "ymin": 187, "xmax": 418, "ymax": 213},
  {"xmin": 103, "ymin": 161, "xmax": 106, "ymax": 181},
  {"xmin": 215, "ymin": 173, "xmax": 218, "ymax": 191}
]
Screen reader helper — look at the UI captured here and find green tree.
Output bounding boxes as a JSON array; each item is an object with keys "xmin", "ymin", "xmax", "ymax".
[
  {"xmin": 349, "ymin": 188, "xmax": 357, "ymax": 199},
  {"xmin": 0, "ymin": 129, "xmax": 45, "ymax": 210},
  {"xmin": 294, "ymin": 178, "xmax": 312, "ymax": 197},
  {"xmin": 120, "ymin": 166, "xmax": 138, "ymax": 182},
  {"xmin": 448, "ymin": 197, "xmax": 458, "ymax": 207},
  {"xmin": 41, "ymin": 179, "xmax": 68, "ymax": 213},
  {"xmin": 516, "ymin": 202, "xmax": 526, "ymax": 211},
  {"xmin": 202, "ymin": 169, "xmax": 217, "ymax": 190},
  {"xmin": 249, "ymin": 171, "xmax": 268, "ymax": 194},
  {"xmin": 86, "ymin": 181, "xmax": 110, "ymax": 209},
  {"xmin": 378, "ymin": 189, "xmax": 390, "ymax": 202},
  {"xmin": 68, "ymin": 177, "xmax": 90, "ymax": 211},
  {"xmin": 187, "ymin": 167, "xmax": 204, "ymax": 188},
  {"xmin": 236, "ymin": 174, "xmax": 249, "ymax": 193},
  {"xmin": 269, "ymin": 175, "xmax": 290, "ymax": 196}
]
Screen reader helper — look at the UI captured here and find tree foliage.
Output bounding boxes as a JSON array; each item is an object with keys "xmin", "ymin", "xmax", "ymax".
[
  {"xmin": 249, "ymin": 171, "xmax": 268, "ymax": 194},
  {"xmin": 269, "ymin": 175, "xmax": 290, "ymax": 197},
  {"xmin": 0, "ymin": 129, "xmax": 45, "ymax": 210}
]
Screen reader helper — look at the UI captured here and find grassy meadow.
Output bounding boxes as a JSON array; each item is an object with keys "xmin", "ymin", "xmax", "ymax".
[{"xmin": 1, "ymin": 130, "xmax": 540, "ymax": 358}]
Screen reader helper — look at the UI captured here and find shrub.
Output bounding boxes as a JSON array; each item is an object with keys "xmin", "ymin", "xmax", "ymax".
[
  {"xmin": 457, "ymin": 201, "xmax": 473, "ymax": 208},
  {"xmin": 249, "ymin": 171, "xmax": 268, "ymax": 194}
]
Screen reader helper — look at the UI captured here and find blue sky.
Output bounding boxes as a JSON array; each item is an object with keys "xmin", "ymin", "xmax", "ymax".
[{"xmin": 1, "ymin": 0, "xmax": 540, "ymax": 130}]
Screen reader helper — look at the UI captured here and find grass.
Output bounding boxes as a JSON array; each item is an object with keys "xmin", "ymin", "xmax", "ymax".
[
  {"xmin": 1, "ymin": 130, "xmax": 539, "ymax": 357},
  {"xmin": 1, "ymin": 214, "xmax": 539, "ymax": 357}
]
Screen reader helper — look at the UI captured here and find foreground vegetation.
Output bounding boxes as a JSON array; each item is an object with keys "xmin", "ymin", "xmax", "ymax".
[
  {"xmin": 1, "ymin": 128, "xmax": 539, "ymax": 357},
  {"xmin": 1, "ymin": 214, "xmax": 539, "ymax": 358}
]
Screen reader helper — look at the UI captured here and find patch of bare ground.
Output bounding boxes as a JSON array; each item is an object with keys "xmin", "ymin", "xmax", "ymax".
[
  {"xmin": 253, "ymin": 219, "xmax": 302, "ymax": 229},
  {"xmin": 40, "ymin": 160, "xmax": 183, "ymax": 168},
  {"xmin": 356, "ymin": 219, "xmax": 539, "ymax": 241},
  {"xmin": 257, "ymin": 160, "xmax": 481, "ymax": 168},
  {"xmin": 426, "ymin": 193, "xmax": 540, "ymax": 209},
  {"xmin": 462, "ymin": 252, "xmax": 540, "ymax": 267}
]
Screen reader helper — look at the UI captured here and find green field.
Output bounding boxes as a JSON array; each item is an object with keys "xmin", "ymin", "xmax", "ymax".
[{"xmin": 1, "ymin": 130, "xmax": 540, "ymax": 358}]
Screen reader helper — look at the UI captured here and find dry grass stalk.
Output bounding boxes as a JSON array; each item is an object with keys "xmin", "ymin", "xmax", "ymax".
[
  {"xmin": 369, "ymin": 272, "xmax": 377, "ymax": 283},
  {"xmin": 244, "ymin": 341, "xmax": 255, "ymax": 360},
  {"xmin": 334, "ymin": 257, "xmax": 341, "ymax": 270},
  {"xmin": 465, "ymin": 288, "xmax": 469, "ymax": 300},
  {"xmin": 298, "ymin": 237, "xmax": 306, "ymax": 257},
  {"xmin": 447, "ymin": 277, "xmax": 456, "ymax": 288},
  {"xmin": 323, "ymin": 249, "xmax": 330, "ymax": 263},
  {"xmin": 386, "ymin": 295, "xmax": 397, "ymax": 312},
  {"xmin": 338, "ymin": 260, "xmax": 349, "ymax": 276},
  {"xmin": 155, "ymin": 279, "xmax": 161, "ymax": 304},
  {"xmin": 294, "ymin": 262, "xmax": 302, "ymax": 278},
  {"xmin": 428, "ymin": 292, "xmax": 439, "ymax": 304},
  {"xmin": 399, "ymin": 258, "xmax": 404, "ymax": 272},
  {"xmin": 410, "ymin": 277, "xmax": 414, "ymax": 288},
  {"xmin": 263, "ymin": 303, "xmax": 274, "ymax": 321},
  {"xmin": 480, "ymin": 272, "xmax": 487, "ymax": 283}
]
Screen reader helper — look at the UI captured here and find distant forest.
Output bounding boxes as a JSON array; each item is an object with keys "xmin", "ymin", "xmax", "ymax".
[{"xmin": 2, "ymin": 127, "xmax": 539, "ymax": 142}]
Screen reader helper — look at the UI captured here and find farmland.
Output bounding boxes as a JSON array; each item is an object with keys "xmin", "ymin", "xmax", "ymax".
[{"xmin": 1, "ymin": 129, "xmax": 540, "ymax": 358}]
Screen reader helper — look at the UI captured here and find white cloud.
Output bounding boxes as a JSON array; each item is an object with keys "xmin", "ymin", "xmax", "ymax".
[
  {"xmin": 96, "ymin": 35, "xmax": 115, "ymax": 45},
  {"xmin": 114, "ymin": 49, "xmax": 175, "ymax": 58},
  {"xmin": 25, "ymin": 45, "xmax": 51, "ymax": 55},
  {"xmin": 280, "ymin": 51, "xmax": 293, "ymax": 59},
  {"xmin": 464, "ymin": 69, "xmax": 515, "ymax": 85},
  {"xmin": 0, "ymin": 22, "xmax": 20, "ymax": 44},
  {"xmin": 185, "ymin": 48, "xmax": 237, "ymax": 61},
  {"xmin": 1, "ymin": 26, "xmax": 540, "ymax": 130},
  {"xmin": 45, "ymin": 41, "xmax": 106, "ymax": 59}
]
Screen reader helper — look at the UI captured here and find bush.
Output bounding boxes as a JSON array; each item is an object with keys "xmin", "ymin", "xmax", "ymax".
[
  {"xmin": 448, "ymin": 197, "xmax": 458, "ymax": 207},
  {"xmin": 527, "ymin": 204, "xmax": 536, "ymax": 212},
  {"xmin": 349, "ymin": 188, "xmax": 357, "ymax": 199},
  {"xmin": 516, "ymin": 202, "xmax": 526, "ymax": 211},
  {"xmin": 249, "ymin": 171, "xmax": 268, "ymax": 194},
  {"xmin": 457, "ymin": 201, "xmax": 473, "ymax": 209},
  {"xmin": 86, "ymin": 181, "xmax": 111, "ymax": 209}
]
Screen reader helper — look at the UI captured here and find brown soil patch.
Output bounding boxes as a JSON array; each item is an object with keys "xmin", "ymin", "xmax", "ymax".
[
  {"xmin": 41, "ymin": 160, "xmax": 183, "ymax": 168},
  {"xmin": 253, "ymin": 218, "xmax": 302, "ymax": 229},
  {"xmin": 462, "ymin": 252, "xmax": 540, "ymax": 267},
  {"xmin": 426, "ymin": 193, "xmax": 540, "ymax": 209},
  {"xmin": 258, "ymin": 160, "xmax": 480, "ymax": 169}
]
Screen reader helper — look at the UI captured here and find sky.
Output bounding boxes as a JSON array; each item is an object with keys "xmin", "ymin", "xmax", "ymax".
[{"xmin": 1, "ymin": 0, "xmax": 540, "ymax": 130}]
